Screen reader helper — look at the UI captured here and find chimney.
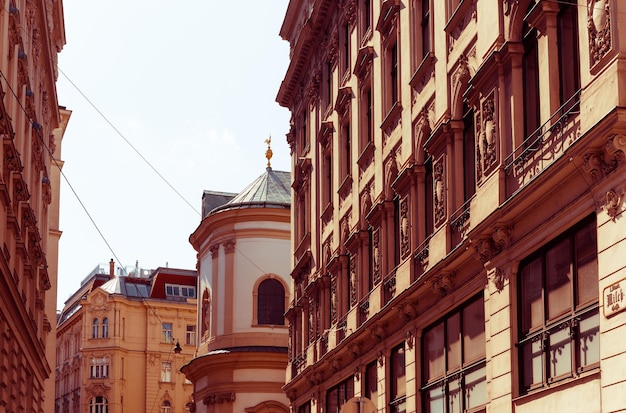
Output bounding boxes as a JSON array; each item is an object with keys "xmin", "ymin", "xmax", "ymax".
[{"xmin": 109, "ymin": 259, "xmax": 115, "ymax": 279}]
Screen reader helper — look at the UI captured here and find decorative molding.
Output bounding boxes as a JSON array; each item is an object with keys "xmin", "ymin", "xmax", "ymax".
[
  {"xmin": 604, "ymin": 188, "xmax": 623, "ymax": 221},
  {"xmin": 372, "ymin": 228, "xmax": 381, "ymax": 284},
  {"xmin": 430, "ymin": 272, "xmax": 455, "ymax": 297},
  {"xmin": 487, "ymin": 267, "xmax": 507, "ymax": 292},
  {"xmin": 479, "ymin": 92, "xmax": 497, "ymax": 174},
  {"xmin": 588, "ymin": 0, "xmax": 612, "ymax": 67},
  {"xmin": 349, "ymin": 252, "xmax": 358, "ymax": 306},
  {"xmin": 209, "ymin": 243, "xmax": 219, "ymax": 258},
  {"xmin": 203, "ymin": 392, "xmax": 236, "ymax": 406},
  {"xmin": 223, "ymin": 238, "xmax": 236, "ymax": 254},
  {"xmin": 405, "ymin": 330, "xmax": 415, "ymax": 350},
  {"xmin": 473, "ymin": 235, "xmax": 500, "ymax": 264},
  {"xmin": 492, "ymin": 223, "xmax": 513, "ymax": 249},
  {"xmin": 400, "ymin": 196, "xmax": 410, "ymax": 259},
  {"xmin": 434, "ymin": 157, "xmax": 446, "ymax": 226}
]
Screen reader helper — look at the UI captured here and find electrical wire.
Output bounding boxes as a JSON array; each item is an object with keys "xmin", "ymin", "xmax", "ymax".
[
  {"xmin": 0, "ymin": 70, "xmax": 128, "ymax": 270},
  {"xmin": 58, "ymin": 67, "xmax": 201, "ymax": 218}
]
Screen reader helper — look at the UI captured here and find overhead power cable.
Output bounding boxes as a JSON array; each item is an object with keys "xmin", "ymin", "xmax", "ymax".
[{"xmin": 58, "ymin": 67, "xmax": 201, "ymax": 217}]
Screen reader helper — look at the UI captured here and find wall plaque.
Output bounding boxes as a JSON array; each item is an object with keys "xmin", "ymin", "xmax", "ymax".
[{"xmin": 604, "ymin": 278, "xmax": 626, "ymax": 318}]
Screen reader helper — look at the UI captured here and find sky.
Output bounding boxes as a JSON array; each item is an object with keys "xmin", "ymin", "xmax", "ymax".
[{"xmin": 55, "ymin": 0, "xmax": 292, "ymax": 310}]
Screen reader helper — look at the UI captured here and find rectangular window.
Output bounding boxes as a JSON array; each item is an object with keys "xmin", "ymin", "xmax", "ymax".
[
  {"xmin": 341, "ymin": 121, "xmax": 351, "ymax": 180},
  {"xmin": 359, "ymin": 0, "xmax": 372, "ymax": 42},
  {"xmin": 390, "ymin": 42, "xmax": 399, "ymax": 105},
  {"xmin": 518, "ymin": 215, "xmax": 599, "ymax": 393},
  {"xmin": 557, "ymin": 0, "xmax": 580, "ymax": 112},
  {"xmin": 463, "ymin": 106, "xmax": 476, "ymax": 200},
  {"xmin": 424, "ymin": 157, "xmax": 434, "ymax": 237},
  {"xmin": 422, "ymin": 1, "xmax": 431, "ymax": 58},
  {"xmin": 298, "ymin": 401, "xmax": 311, "ymax": 413},
  {"xmin": 326, "ymin": 377, "xmax": 354, "ymax": 413},
  {"xmin": 390, "ymin": 344, "xmax": 406, "ymax": 413},
  {"xmin": 365, "ymin": 361, "xmax": 378, "ymax": 407},
  {"xmin": 522, "ymin": 26, "xmax": 540, "ymax": 142},
  {"xmin": 162, "ymin": 323, "xmax": 173, "ymax": 343},
  {"xmin": 422, "ymin": 295, "xmax": 486, "ymax": 412},
  {"xmin": 90, "ymin": 357, "xmax": 109, "ymax": 379},
  {"xmin": 161, "ymin": 361, "xmax": 172, "ymax": 382},
  {"xmin": 186, "ymin": 325, "xmax": 197, "ymax": 346}
]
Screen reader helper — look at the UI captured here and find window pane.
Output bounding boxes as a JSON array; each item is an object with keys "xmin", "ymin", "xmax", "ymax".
[
  {"xmin": 447, "ymin": 313, "xmax": 461, "ymax": 372},
  {"xmin": 392, "ymin": 346, "xmax": 406, "ymax": 398},
  {"xmin": 549, "ymin": 327, "xmax": 572, "ymax": 379},
  {"xmin": 521, "ymin": 257, "xmax": 543, "ymax": 332},
  {"xmin": 326, "ymin": 387, "xmax": 338, "ymax": 413},
  {"xmin": 578, "ymin": 311, "xmax": 600, "ymax": 368},
  {"xmin": 546, "ymin": 239, "xmax": 572, "ymax": 320},
  {"xmin": 365, "ymin": 361, "xmax": 378, "ymax": 406},
  {"xmin": 463, "ymin": 298, "xmax": 485, "ymax": 362},
  {"xmin": 424, "ymin": 323, "xmax": 445, "ymax": 381},
  {"xmin": 576, "ymin": 221, "xmax": 598, "ymax": 306},
  {"xmin": 258, "ymin": 279, "xmax": 285, "ymax": 325},
  {"xmin": 465, "ymin": 365, "xmax": 486, "ymax": 409},
  {"xmin": 522, "ymin": 340, "xmax": 543, "ymax": 389},
  {"xmin": 448, "ymin": 378, "xmax": 461, "ymax": 413},
  {"xmin": 425, "ymin": 387, "xmax": 445, "ymax": 413}
]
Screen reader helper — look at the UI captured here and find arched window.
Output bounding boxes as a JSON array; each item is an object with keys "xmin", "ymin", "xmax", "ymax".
[
  {"xmin": 89, "ymin": 396, "xmax": 108, "ymax": 413},
  {"xmin": 101, "ymin": 318, "xmax": 109, "ymax": 338},
  {"xmin": 161, "ymin": 400, "xmax": 172, "ymax": 413},
  {"xmin": 92, "ymin": 318, "xmax": 99, "ymax": 339},
  {"xmin": 258, "ymin": 279, "xmax": 285, "ymax": 325}
]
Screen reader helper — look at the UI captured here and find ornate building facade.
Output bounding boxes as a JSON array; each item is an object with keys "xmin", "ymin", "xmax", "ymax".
[
  {"xmin": 183, "ymin": 153, "xmax": 291, "ymax": 413},
  {"xmin": 56, "ymin": 262, "xmax": 197, "ymax": 413},
  {"xmin": 0, "ymin": 0, "xmax": 68, "ymax": 411},
  {"xmin": 277, "ymin": 1, "xmax": 625, "ymax": 413}
]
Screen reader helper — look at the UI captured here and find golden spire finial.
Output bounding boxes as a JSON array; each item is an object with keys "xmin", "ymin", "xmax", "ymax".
[{"xmin": 265, "ymin": 135, "xmax": 273, "ymax": 169}]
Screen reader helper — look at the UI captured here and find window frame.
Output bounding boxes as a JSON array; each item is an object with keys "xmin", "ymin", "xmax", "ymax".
[
  {"xmin": 185, "ymin": 324, "xmax": 197, "ymax": 346},
  {"xmin": 92, "ymin": 318, "xmax": 99, "ymax": 339},
  {"xmin": 161, "ymin": 361, "xmax": 173, "ymax": 383},
  {"xmin": 89, "ymin": 396, "xmax": 108, "ymax": 413},
  {"xmin": 257, "ymin": 278, "xmax": 286, "ymax": 326},
  {"xmin": 162, "ymin": 322, "xmax": 173, "ymax": 343},
  {"xmin": 90, "ymin": 357, "xmax": 109, "ymax": 379},
  {"xmin": 421, "ymin": 294, "xmax": 487, "ymax": 413},
  {"xmin": 517, "ymin": 215, "xmax": 599, "ymax": 394}
]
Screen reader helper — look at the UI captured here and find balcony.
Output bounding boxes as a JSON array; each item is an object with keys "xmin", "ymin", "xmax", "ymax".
[{"xmin": 504, "ymin": 90, "xmax": 581, "ymax": 199}]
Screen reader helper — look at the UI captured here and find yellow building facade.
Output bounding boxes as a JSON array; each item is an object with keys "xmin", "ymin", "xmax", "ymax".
[
  {"xmin": 183, "ymin": 161, "xmax": 291, "ymax": 413},
  {"xmin": 56, "ymin": 263, "xmax": 197, "ymax": 413},
  {"xmin": 0, "ymin": 0, "xmax": 68, "ymax": 411},
  {"xmin": 278, "ymin": 1, "xmax": 625, "ymax": 413}
]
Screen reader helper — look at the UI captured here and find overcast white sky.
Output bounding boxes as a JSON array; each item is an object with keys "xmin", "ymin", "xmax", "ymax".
[{"xmin": 56, "ymin": 0, "xmax": 291, "ymax": 310}]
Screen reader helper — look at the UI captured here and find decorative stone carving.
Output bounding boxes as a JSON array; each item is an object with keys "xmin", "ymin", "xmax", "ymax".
[
  {"xmin": 431, "ymin": 272, "xmax": 455, "ymax": 297},
  {"xmin": 341, "ymin": 0, "xmax": 357, "ymax": 26},
  {"xmin": 487, "ymin": 267, "xmax": 507, "ymax": 292},
  {"xmin": 434, "ymin": 157, "xmax": 446, "ymax": 226},
  {"xmin": 414, "ymin": 109, "xmax": 431, "ymax": 158},
  {"xmin": 223, "ymin": 238, "xmax": 236, "ymax": 254},
  {"xmin": 396, "ymin": 300, "xmax": 417, "ymax": 322},
  {"xmin": 209, "ymin": 243, "xmax": 219, "ymax": 258},
  {"xmin": 349, "ymin": 253, "xmax": 358, "ymax": 306},
  {"xmin": 473, "ymin": 235, "xmax": 500, "ymax": 264},
  {"xmin": 605, "ymin": 188, "xmax": 623, "ymax": 221},
  {"xmin": 406, "ymin": 330, "xmax": 415, "ymax": 350},
  {"xmin": 480, "ymin": 94, "xmax": 497, "ymax": 173},
  {"xmin": 492, "ymin": 224, "xmax": 513, "ymax": 249},
  {"xmin": 307, "ymin": 68, "xmax": 321, "ymax": 105},
  {"xmin": 588, "ymin": 0, "xmax": 612, "ymax": 66},
  {"xmin": 371, "ymin": 324, "xmax": 386, "ymax": 342},
  {"xmin": 400, "ymin": 196, "xmax": 410, "ymax": 259},
  {"xmin": 203, "ymin": 392, "xmax": 236, "ymax": 405},
  {"xmin": 372, "ymin": 228, "xmax": 381, "ymax": 284}
]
